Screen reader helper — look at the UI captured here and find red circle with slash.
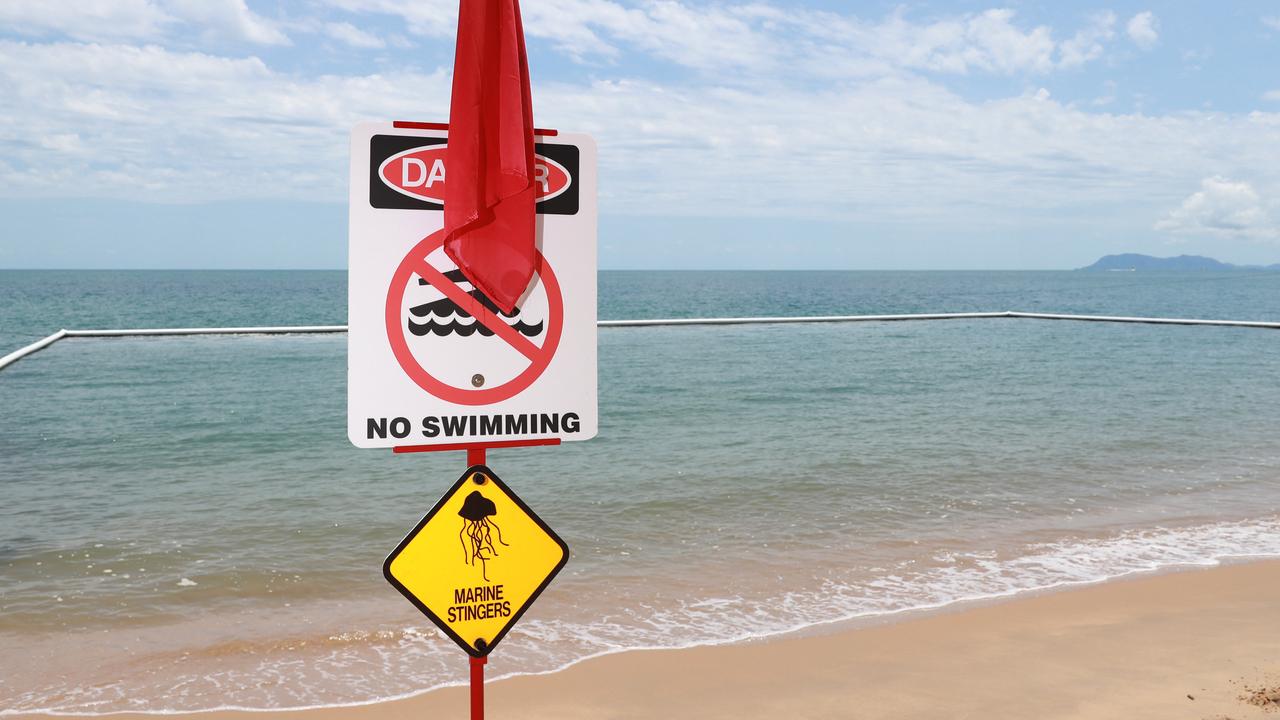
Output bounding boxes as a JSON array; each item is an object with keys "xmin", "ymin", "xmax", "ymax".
[{"xmin": 385, "ymin": 229, "xmax": 563, "ymax": 405}]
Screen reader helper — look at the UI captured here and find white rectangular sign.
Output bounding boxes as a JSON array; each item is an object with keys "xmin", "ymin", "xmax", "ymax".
[{"xmin": 347, "ymin": 122, "xmax": 597, "ymax": 448}]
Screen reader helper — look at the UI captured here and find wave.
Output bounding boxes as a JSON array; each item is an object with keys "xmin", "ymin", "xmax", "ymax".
[
  {"xmin": 5, "ymin": 515, "xmax": 1279, "ymax": 716},
  {"xmin": 406, "ymin": 273, "xmax": 543, "ymax": 337},
  {"xmin": 407, "ymin": 318, "xmax": 544, "ymax": 337}
]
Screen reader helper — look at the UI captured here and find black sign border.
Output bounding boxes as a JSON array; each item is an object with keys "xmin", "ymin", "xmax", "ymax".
[
  {"xmin": 369, "ymin": 134, "xmax": 580, "ymax": 215},
  {"xmin": 382, "ymin": 463, "xmax": 571, "ymax": 658}
]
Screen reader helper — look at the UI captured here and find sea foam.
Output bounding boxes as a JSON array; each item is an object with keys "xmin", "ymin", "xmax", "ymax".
[{"xmin": 5, "ymin": 515, "xmax": 1277, "ymax": 716}]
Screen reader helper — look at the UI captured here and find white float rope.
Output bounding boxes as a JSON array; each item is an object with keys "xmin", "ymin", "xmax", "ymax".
[
  {"xmin": 598, "ymin": 311, "xmax": 1280, "ymax": 329},
  {"xmin": 597, "ymin": 311, "xmax": 1009, "ymax": 327},
  {"xmin": 0, "ymin": 326, "xmax": 347, "ymax": 371},
  {"xmin": 2, "ymin": 312, "xmax": 1277, "ymax": 372},
  {"xmin": 1004, "ymin": 311, "xmax": 1280, "ymax": 329}
]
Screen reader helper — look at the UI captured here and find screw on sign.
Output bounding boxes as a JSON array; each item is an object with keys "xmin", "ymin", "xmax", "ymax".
[{"xmin": 385, "ymin": 228, "xmax": 564, "ymax": 406}]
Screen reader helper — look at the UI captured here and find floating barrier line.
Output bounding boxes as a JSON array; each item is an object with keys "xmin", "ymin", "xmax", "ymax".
[
  {"xmin": 0, "ymin": 329, "xmax": 68, "ymax": 371},
  {"xmin": 65, "ymin": 325, "xmax": 349, "ymax": 338},
  {"xmin": 0, "ymin": 326, "xmax": 347, "ymax": 371},
  {"xmin": 1, "ymin": 312, "xmax": 1276, "ymax": 372},
  {"xmin": 597, "ymin": 311, "xmax": 1009, "ymax": 327},
  {"xmin": 598, "ymin": 311, "xmax": 1280, "ymax": 329},
  {"xmin": 1005, "ymin": 311, "xmax": 1280, "ymax": 329}
]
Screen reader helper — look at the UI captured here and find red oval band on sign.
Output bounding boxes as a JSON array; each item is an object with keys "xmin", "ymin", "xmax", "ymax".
[
  {"xmin": 378, "ymin": 146, "xmax": 572, "ymax": 205},
  {"xmin": 385, "ymin": 229, "xmax": 564, "ymax": 405}
]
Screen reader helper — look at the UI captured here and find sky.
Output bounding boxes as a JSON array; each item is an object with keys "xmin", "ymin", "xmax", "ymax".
[{"xmin": 1, "ymin": 1, "xmax": 1279, "ymax": 269}]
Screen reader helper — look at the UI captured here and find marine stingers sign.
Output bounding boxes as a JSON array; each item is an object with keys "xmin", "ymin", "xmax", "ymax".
[
  {"xmin": 347, "ymin": 123, "xmax": 598, "ymax": 449},
  {"xmin": 383, "ymin": 465, "xmax": 569, "ymax": 657}
]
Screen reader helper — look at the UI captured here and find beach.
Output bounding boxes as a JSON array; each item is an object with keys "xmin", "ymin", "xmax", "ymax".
[
  {"xmin": 3, "ymin": 270, "xmax": 1280, "ymax": 714},
  {"xmin": 26, "ymin": 559, "xmax": 1272, "ymax": 720},
  {"xmin": 5, "ymin": 1, "xmax": 1280, "ymax": 717}
]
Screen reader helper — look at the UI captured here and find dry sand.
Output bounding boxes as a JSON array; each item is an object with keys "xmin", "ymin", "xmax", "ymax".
[{"xmin": 24, "ymin": 560, "xmax": 1280, "ymax": 720}]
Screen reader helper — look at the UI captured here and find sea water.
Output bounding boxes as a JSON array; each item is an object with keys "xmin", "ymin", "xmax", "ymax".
[{"xmin": 1, "ymin": 269, "xmax": 1278, "ymax": 713}]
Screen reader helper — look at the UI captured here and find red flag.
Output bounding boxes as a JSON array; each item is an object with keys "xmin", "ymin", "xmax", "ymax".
[{"xmin": 442, "ymin": 0, "xmax": 537, "ymax": 315}]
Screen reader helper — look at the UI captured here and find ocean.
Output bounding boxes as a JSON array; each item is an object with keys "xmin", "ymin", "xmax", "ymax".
[{"xmin": 2, "ymin": 269, "xmax": 1279, "ymax": 713}]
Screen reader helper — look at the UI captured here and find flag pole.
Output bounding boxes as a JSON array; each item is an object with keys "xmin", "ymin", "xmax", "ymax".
[
  {"xmin": 467, "ymin": 445, "xmax": 486, "ymax": 719},
  {"xmin": 469, "ymin": 654, "xmax": 486, "ymax": 720}
]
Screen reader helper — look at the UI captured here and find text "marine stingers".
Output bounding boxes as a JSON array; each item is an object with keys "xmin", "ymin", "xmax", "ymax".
[{"xmin": 448, "ymin": 584, "xmax": 512, "ymax": 622}]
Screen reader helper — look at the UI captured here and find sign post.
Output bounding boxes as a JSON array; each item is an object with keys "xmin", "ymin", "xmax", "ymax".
[
  {"xmin": 468, "ymin": 446, "xmax": 486, "ymax": 720},
  {"xmin": 348, "ymin": 122, "xmax": 595, "ymax": 718},
  {"xmin": 470, "ymin": 654, "xmax": 485, "ymax": 720}
]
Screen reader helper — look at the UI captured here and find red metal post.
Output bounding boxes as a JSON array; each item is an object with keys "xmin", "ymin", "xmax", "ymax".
[
  {"xmin": 393, "ymin": 120, "xmax": 558, "ymax": 136},
  {"xmin": 467, "ymin": 447, "xmax": 486, "ymax": 718},
  {"xmin": 466, "ymin": 446, "xmax": 486, "ymax": 718},
  {"xmin": 394, "ymin": 438, "xmax": 560, "ymax": 455},
  {"xmin": 469, "ymin": 654, "xmax": 486, "ymax": 720}
]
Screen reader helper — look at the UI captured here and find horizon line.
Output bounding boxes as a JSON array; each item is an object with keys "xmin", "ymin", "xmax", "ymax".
[{"xmin": 0, "ymin": 266, "xmax": 1118, "ymax": 273}]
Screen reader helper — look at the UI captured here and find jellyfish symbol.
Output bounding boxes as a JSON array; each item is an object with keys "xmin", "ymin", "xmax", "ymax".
[{"xmin": 458, "ymin": 491, "xmax": 508, "ymax": 581}]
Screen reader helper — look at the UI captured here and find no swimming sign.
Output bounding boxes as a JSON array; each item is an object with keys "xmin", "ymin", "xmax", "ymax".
[{"xmin": 347, "ymin": 123, "xmax": 599, "ymax": 449}]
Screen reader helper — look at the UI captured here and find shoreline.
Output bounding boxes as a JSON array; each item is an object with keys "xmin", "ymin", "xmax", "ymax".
[{"xmin": 12, "ymin": 558, "xmax": 1279, "ymax": 720}]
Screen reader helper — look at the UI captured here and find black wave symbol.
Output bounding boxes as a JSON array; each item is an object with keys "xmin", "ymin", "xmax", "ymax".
[
  {"xmin": 408, "ymin": 270, "xmax": 544, "ymax": 338},
  {"xmin": 409, "ymin": 318, "xmax": 544, "ymax": 337}
]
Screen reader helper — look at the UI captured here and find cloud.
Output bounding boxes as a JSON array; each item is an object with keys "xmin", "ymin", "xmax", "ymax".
[
  {"xmin": 0, "ymin": 0, "xmax": 171, "ymax": 42},
  {"xmin": 0, "ymin": 40, "xmax": 447, "ymax": 201},
  {"xmin": 559, "ymin": 5, "xmax": 1120, "ymax": 76},
  {"xmin": 1264, "ymin": 16, "xmax": 1280, "ymax": 31},
  {"xmin": 1, "ymin": 4, "xmax": 1278, "ymax": 234},
  {"xmin": 326, "ymin": 2, "xmax": 1120, "ymax": 77},
  {"xmin": 0, "ymin": 0, "xmax": 288, "ymax": 46},
  {"xmin": 324, "ymin": 21, "xmax": 385, "ymax": 49},
  {"xmin": 558, "ymin": 1, "xmax": 779, "ymax": 70},
  {"xmin": 165, "ymin": 0, "xmax": 290, "ymax": 45},
  {"xmin": 1264, "ymin": 90, "xmax": 1280, "ymax": 102},
  {"xmin": 4, "ymin": 35, "xmax": 1279, "ymax": 232},
  {"xmin": 1126, "ymin": 11, "xmax": 1159, "ymax": 50},
  {"xmin": 1058, "ymin": 11, "xmax": 1117, "ymax": 68},
  {"xmin": 323, "ymin": 0, "xmax": 456, "ymax": 38},
  {"xmin": 829, "ymin": 8, "xmax": 1061, "ymax": 75},
  {"xmin": 1155, "ymin": 177, "xmax": 1277, "ymax": 240},
  {"xmin": 38, "ymin": 133, "xmax": 85, "ymax": 153}
]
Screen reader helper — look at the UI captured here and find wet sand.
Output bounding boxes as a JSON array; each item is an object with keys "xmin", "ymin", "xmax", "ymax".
[{"xmin": 20, "ymin": 560, "xmax": 1280, "ymax": 720}]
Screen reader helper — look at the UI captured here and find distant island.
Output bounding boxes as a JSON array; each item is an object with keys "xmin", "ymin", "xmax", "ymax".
[{"xmin": 1080, "ymin": 254, "xmax": 1280, "ymax": 271}]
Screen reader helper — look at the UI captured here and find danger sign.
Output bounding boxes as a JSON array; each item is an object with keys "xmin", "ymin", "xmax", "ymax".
[
  {"xmin": 375, "ymin": 143, "xmax": 575, "ymax": 209},
  {"xmin": 348, "ymin": 123, "xmax": 597, "ymax": 448},
  {"xmin": 383, "ymin": 464, "xmax": 569, "ymax": 657},
  {"xmin": 367, "ymin": 133, "xmax": 580, "ymax": 215}
]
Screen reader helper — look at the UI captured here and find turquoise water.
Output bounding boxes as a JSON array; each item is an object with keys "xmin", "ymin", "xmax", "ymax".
[
  {"xmin": 6, "ymin": 269, "xmax": 1280, "ymax": 351},
  {"xmin": 1, "ymin": 270, "xmax": 1279, "ymax": 713}
]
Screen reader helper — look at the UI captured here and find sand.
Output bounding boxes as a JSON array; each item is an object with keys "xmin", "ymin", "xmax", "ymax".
[{"xmin": 20, "ymin": 560, "xmax": 1280, "ymax": 720}]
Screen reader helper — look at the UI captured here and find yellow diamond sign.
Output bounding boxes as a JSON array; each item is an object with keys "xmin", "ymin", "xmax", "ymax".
[{"xmin": 383, "ymin": 464, "xmax": 569, "ymax": 657}]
